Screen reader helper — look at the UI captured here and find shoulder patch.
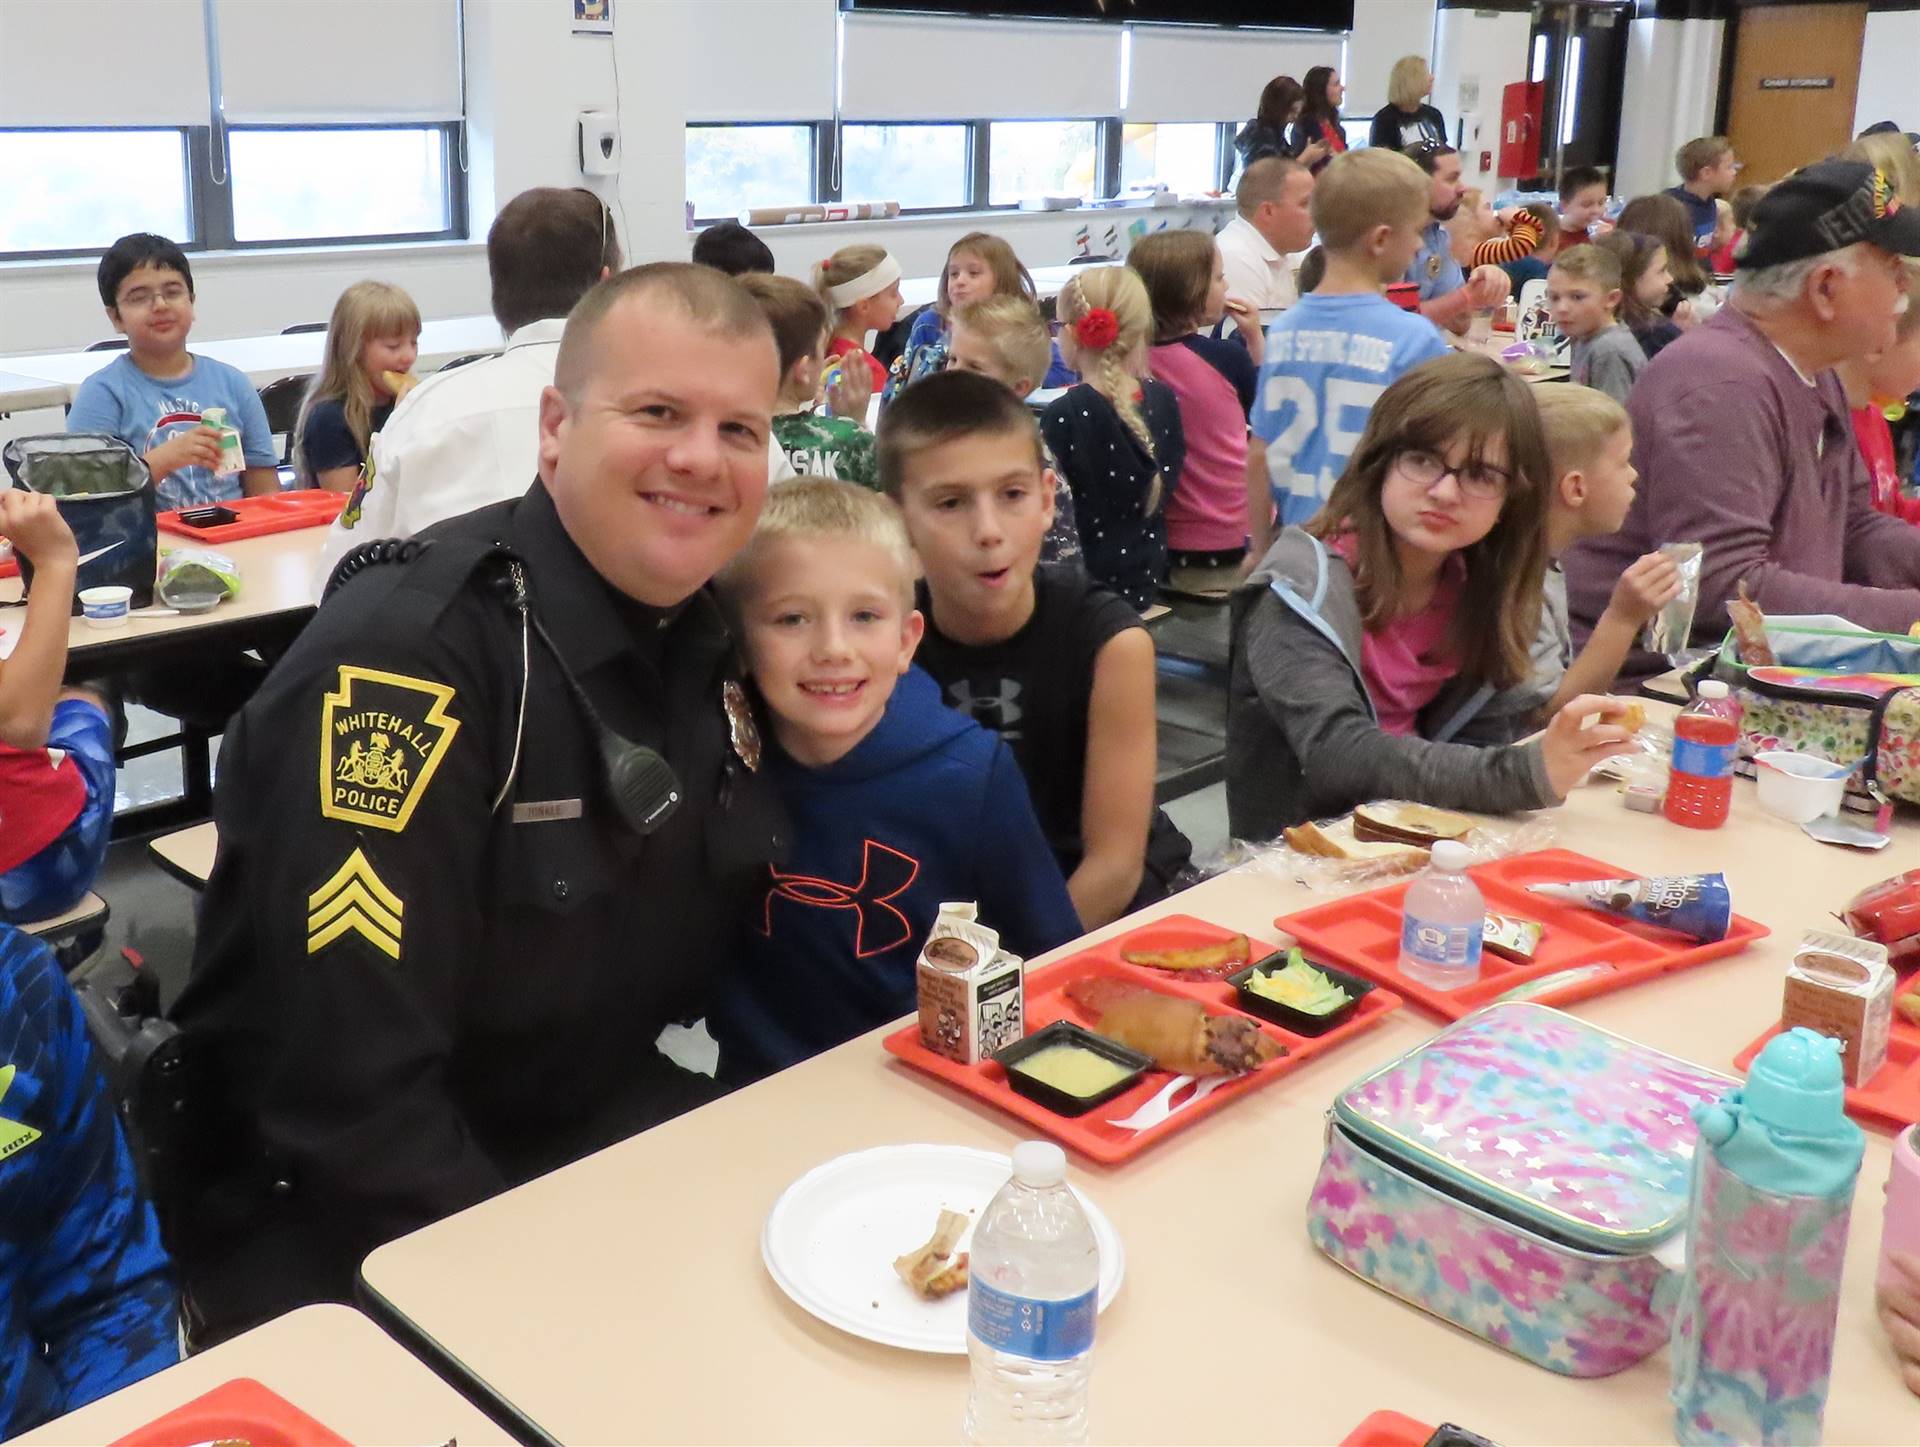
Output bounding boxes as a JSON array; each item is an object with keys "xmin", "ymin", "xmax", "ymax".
[
  {"xmin": 0, "ymin": 1064, "xmax": 43, "ymax": 1162},
  {"xmin": 308, "ymin": 847, "xmax": 404, "ymax": 960},
  {"xmin": 341, "ymin": 455, "xmax": 373, "ymax": 530},
  {"xmin": 320, "ymin": 665, "xmax": 461, "ymax": 831}
]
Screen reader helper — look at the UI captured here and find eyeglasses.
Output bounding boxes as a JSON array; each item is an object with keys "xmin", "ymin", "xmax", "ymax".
[
  {"xmin": 118, "ymin": 282, "xmax": 189, "ymax": 311},
  {"xmin": 1394, "ymin": 448, "xmax": 1510, "ymax": 500}
]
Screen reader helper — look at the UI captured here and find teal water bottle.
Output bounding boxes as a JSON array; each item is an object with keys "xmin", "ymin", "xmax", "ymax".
[{"xmin": 1669, "ymin": 1028, "xmax": 1865, "ymax": 1445}]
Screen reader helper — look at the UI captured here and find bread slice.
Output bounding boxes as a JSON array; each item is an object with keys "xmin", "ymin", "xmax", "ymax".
[
  {"xmin": 1284, "ymin": 818, "xmax": 1427, "ymax": 868},
  {"xmin": 1351, "ymin": 802, "xmax": 1475, "ymax": 848}
]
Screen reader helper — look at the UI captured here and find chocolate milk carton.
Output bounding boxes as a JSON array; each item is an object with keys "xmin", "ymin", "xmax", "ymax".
[
  {"xmin": 1782, "ymin": 929, "xmax": 1894, "ymax": 1087},
  {"xmin": 916, "ymin": 902, "xmax": 1024, "ymax": 1065}
]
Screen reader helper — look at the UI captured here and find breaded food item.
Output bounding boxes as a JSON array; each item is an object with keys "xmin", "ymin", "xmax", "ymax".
[
  {"xmin": 1617, "ymin": 700, "xmax": 1646, "ymax": 733},
  {"xmin": 1066, "ymin": 976, "xmax": 1284, "ymax": 1076},
  {"xmin": 1120, "ymin": 934, "xmax": 1250, "ymax": 976},
  {"xmin": 894, "ymin": 1208, "xmax": 970, "ymax": 1298},
  {"xmin": 1351, "ymin": 802, "xmax": 1475, "ymax": 849}
]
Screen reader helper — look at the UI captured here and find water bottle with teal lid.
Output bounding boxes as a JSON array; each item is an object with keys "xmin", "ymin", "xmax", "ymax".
[{"xmin": 1669, "ymin": 1027, "xmax": 1865, "ymax": 1445}]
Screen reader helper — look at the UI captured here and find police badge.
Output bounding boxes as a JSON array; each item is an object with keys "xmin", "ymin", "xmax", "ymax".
[{"xmin": 722, "ymin": 679, "xmax": 761, "ymax": 772}]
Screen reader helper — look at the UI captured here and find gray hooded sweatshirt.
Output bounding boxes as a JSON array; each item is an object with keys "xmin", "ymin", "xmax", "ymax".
[{"xmin": 1225, "ymin": 528, "xmax": 1559, "ymax": 842}]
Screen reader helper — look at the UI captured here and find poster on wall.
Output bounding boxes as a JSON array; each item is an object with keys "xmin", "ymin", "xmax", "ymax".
[{"xmin": 573, "ymin": 0, "xmax": 612, "ymax": 37}]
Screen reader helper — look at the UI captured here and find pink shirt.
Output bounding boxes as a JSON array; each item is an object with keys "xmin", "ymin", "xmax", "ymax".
[
  {"xmin": 1333, "ymin": 535, "xmax": 1465, "ymax": 735},
  {"xmin": 1151, "ymin": 336, "xmax": 1254, "ymax": 554}
]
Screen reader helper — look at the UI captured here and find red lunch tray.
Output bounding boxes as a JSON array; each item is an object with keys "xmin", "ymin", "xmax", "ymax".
[
  {"xmin": 1735, "ymin": 1018, "xmax": 1920, "ymax": 1131},
  {"xmin": 158, "ymin": 489, "xmax": 346, "ymax": 542},
  {"xmin": 1276, "ymin": 848, "xmax": 1770, "ymax": 1022},
  {"xmin": 882, "ymin": 913, "xmax": 1402, "ymax": 1165},
  {"xmin": 107, "ymin": 1377, "xmax": 354, "ymax": 1447},
  {"xmin": 1340, "ymin": 1411, "xmax": 1436, "ymax": 1447}
]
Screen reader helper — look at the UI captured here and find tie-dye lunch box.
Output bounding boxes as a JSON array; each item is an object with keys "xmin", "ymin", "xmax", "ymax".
[{"xmin": 1307, "ymin": 1001, "xmax": 1734, "ymax": 1376}]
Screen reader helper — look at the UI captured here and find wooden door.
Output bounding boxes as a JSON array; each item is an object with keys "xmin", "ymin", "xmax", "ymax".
[{"xmin": 1725, "ymin": 2, "xmax": 1866, "ymax": 184}]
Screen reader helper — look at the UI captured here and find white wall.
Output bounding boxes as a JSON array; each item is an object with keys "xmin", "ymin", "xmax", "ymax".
[
  {"xmin": 1615, "ymin": 16, "xmax": 1726, "ymax": 199},
  {"xmin": 1855, "ymin": 9, "xmax": 1920, "ymax": 139},
  {"xmin": 1431, "ymin": 6, "xmax": 1534, "ymax": 193},
  {"xmin": 1345, "ymin": 0, "xmax": 1439, "ymax": 118},
  {"xmin": 0, "ymin": 0, "xmax": 1462, "ymax": 358}
]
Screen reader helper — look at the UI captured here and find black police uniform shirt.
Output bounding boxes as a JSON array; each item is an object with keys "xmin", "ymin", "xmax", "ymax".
[
  {"xmin": 913, "ymin": 565, "xmax": 1141, "ymax": 883},
  {"xmin": 298, "ymin": 397, "xmax": 395, "ymax": 476},
  {"xmin": 169, "ymin": 480, "xmax": 783, "ymax": 1333}
]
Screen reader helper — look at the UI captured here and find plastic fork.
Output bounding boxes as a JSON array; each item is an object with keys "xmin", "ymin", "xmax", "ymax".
[{"xmin": 1106, "ymin": 1073, "xmax": 1228, "ymax": 1132}]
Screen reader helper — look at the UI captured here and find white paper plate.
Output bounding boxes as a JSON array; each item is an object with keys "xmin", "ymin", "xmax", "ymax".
[{"xmin": 761, "ymin": 1143, "xmax": 1124, "ymax": 1354}]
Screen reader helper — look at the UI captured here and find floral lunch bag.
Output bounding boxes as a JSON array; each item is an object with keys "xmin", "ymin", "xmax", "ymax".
[{"xmin": 1307, "ymin": 1002, "xmax": 1735, "ymax": 1377}]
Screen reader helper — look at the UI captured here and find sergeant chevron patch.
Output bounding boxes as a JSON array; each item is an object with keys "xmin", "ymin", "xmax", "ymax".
[{"xmin": 307, "ymin": 847, "xmax": 404, "ymax": 960}]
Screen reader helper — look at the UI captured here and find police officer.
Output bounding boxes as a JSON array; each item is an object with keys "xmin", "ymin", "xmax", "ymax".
[{"xmin": 168, "ymin": 263, "xmax": 787, "ymax": 1340}]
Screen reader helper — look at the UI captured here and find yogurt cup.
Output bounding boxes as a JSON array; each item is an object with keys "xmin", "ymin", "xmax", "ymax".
[
  {"xmin": 1753, "ymin": 749, "xmax": 1850, "ymax": 824},
  {"xmin": 78, "ymin": 584, "xmax": 132, "ymax": 629}
]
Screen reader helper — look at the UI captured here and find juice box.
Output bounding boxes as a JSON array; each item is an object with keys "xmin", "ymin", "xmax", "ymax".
[
  {"xmin": 1782, "ymin": 929, "xmax": 1893, "ymax": 1087},
  {"xmin": 916, "ymin": 902, "xmax": 1024, "ymax": 1065}
]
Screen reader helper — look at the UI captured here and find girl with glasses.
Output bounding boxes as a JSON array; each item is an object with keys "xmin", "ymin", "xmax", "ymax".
[{"xmin": 1224, "ymin": 352, "xmax": 1636, "ymax": 841}]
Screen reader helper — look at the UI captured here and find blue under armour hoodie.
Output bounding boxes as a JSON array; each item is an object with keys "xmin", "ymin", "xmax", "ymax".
[{"xmin": 712, "ymin": 666, "xmax": 1081, "ymax": 1080}]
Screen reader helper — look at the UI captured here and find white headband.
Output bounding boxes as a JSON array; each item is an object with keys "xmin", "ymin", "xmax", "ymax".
[{"xmin": 826, "ymin": 254, "xmax": 901, "ymax": 308}]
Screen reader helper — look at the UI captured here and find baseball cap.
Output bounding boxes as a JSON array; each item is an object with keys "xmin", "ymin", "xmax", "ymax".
[
  {"xmin": 1859, "ymin": 120, "xmax": 1920, "ymax": 146},
  {"xmin": 1737, "ymin": 158, "xmax": 1920, "ymax": 270}
]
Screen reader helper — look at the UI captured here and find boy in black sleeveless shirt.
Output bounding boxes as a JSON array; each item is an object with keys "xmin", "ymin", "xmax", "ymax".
[{"xmin": 880, "ymin": 372, "xmax": 1191, "ymax": 928}]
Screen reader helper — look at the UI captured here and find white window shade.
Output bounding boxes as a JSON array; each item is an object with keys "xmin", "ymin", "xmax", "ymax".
[
  {"xmin": 1126, "ymin": 26, "xmax": 1343, "ymax": 124},
  {"xmin": 215, "ymin": 0, "xmax": 462, "ymax": 124},
  {"xmin": 685, "ymin": 0, "xmax": 835, "ymax": 122},
  {"xmin": 843, "ymin": 14, "xmax": 1122, "ymax": 121},
  {"xmin": 0, "ymin": 0, "xmax": 208, "ymax": 126}
]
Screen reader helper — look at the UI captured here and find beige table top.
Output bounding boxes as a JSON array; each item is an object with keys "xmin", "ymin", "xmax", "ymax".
[
  {"xmin": 13, "ymin": 1303, "xmax": 510, "ymax": 1446},
  {"xmin": 360, "ymin": 760, "xmax": 1920, "ymax": 1446},
  {"xmin": 148, "ymin": 821, "xmax": 218, "ymax": 888},
  {"xmin": 0, "ymin": 527, "xmax": 327, "ymax": 659},
  {"xmin": 0, "ymin": 369, "xmax": 69, "ymax": 414}
]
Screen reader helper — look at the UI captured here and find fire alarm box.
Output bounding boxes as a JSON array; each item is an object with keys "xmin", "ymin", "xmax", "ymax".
[{"xmin": 1498, "ymin": 80, "xmax": 1544, "ymax": 181}]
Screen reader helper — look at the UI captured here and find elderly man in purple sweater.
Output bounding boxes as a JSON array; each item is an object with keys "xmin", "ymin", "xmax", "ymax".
[{"xmin": 1565, "ymin": 159, "xmax": 1920, "ymax": 684}]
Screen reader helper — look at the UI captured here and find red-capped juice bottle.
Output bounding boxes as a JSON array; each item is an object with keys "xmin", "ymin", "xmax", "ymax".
[{"xmin": 1664, "ymin": 680, "xmax": 1741, "ymax": 829}]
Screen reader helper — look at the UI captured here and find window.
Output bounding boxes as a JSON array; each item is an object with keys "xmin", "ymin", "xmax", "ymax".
[
  {"xmin": 842, "ymin": 123, "xmax": 970, "ymax": 211},
  {"xmin": 0, "ymin": 130, "xmax": 191, "ymax": 254},
  {"xmin": 686, "ymin": 124, "xmax": 816, "ymax": 223},
  {"xmin": 227, "ymin": 127, "xmax": 453, "ymax": 243},
  {"xmin": 988, "ymin": 121, "xmax": 1100, "ymax": 206},
  {"xmin": 1119, "ymin": 123, "xmax": 1222, "ymax": 194}
]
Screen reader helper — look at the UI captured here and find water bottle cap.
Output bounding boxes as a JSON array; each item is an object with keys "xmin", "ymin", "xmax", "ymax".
[
  {"xmin": 1430, "ymin": 840, "xmax": 1472, "ymax": 872},
  {"xmin": 1697, "ymin": 680, "xmax": 1730, "ymax": 700},
  {"xmin": 1011, "ymin": 1140, "xmax": 1067, "ymax": 1188},
  {"xmin": 1745, "ymin": 1027, "xmax": 1848, "ymax": 1135}
]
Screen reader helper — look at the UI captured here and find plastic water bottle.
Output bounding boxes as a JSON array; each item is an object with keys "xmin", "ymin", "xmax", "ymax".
[
  {"xmin": 965, "ymin": 1141, "xmax": 1099, "ymax": 1445},
  {"xmin": 1396, "ymin": 840, "xmax": 1483, "ymax": 991},
  {"xmin": 1665, "ymin": 680, "xmax": 1741, "ymax": 830},
  {"xmin": 1670, "ymin": 1029, "xmax": 1864, "ymax": 1445}
]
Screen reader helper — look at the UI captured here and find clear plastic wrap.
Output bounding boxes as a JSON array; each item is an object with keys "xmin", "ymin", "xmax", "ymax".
[{"xmin": 1222, "ymin": 804, "xmax": 1564, "ymax": 896}]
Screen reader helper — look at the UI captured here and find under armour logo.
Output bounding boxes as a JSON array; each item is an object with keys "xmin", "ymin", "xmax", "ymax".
[
  {"xmin": 759, "ymin": 839, "xmax": 921, "ymax": 957},
  {"xmin": 944, "ymin": 676, "xmax": 1024, "ymax": 739}
]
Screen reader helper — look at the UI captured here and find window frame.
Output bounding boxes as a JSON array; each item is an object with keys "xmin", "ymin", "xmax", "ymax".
[
  {"xmin": 685, "ymin": 117, "xmax": 1234, "ymax": 228},
  {"xmin": 685, "ymin": 119, "xmax": 826, "ymax": 228},
  {"xmin": 0, "ymin": 119, "xmax": 467, "ymax": 262},
  {"xmin": 210, "ymin": 121, "xmax": 468, "ymax": 251}
]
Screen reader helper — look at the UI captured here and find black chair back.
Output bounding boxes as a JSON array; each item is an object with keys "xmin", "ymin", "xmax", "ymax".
[
  {"xmin": 86, "ymin": 338, "xmax": 130, "ymax": 352},
  {"xmin": 281, "ymin": 321, "xmax": 327, "ymax": 335},
  {"xmin": 435, "ymin": 352, "xmax": 492, "ymax": 373},
  {"xmin": 256, "ymin": 374, "xmax": 313, "ymax": 466}
]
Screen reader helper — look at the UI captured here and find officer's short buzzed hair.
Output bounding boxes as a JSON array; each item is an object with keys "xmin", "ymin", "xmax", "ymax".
[
  {"xmin": 553, "ymin": 261, "xmax": 775, "ymax": 402},
  {"xmin": 718, "ymin": 477, "xmax": 917, "ymax": 612}
]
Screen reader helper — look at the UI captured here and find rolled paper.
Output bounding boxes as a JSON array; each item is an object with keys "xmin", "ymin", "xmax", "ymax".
[{"xmin": 1527, "ymin": 873, "xmax": 1732, "ymax": 943}]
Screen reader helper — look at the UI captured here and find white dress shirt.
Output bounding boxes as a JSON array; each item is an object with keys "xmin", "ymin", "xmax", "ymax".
[
  {"xmin": 311, "ymin": 319, "xmax": 557, "ymax": 599},
  {"xmin": 1215, "ymin": 214, "xmax": 1298, "ymax": 313}
]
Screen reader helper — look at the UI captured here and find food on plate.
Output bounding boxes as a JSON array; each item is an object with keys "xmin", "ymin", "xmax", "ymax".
[
  {"xmin": 1728, "ymin": 580, "xmax": 1776, "ymax": 667},
  {"xmin": 1119, "ymin": 933, "xmax": 1250, "ymax": 975},
  {"xmin": 1897, "ymin": 989, "xmax": 1920, "ymax": 1028},
  {"xmin": 1009, "ymin": 1041, "xmax": 1139, "ymax": 1098},
  {"xmin": 1351, "ymin": 801, "xmax": 1475, "ymax": 849},
  {"xmin": 1244, "ymin": 949, "xmax": 1351, "ymax": 1015},
  {"xmin": 1483, "ymin": 912, "xmax": 1545, "ymax": 963},
  {"xmin": 1065, "ymin": 976, "xmax": 1284, "ymax": 1076},
  {"xmin": 1282, "ymin": 818, "xmax": 1428, "ymax": 868},
  {"xmin": 1527, "ymin": 872, "xmax": 1732, "ymax": 943},
  {"xmin": 894, "ymin": 1208, "xmax": 970, "ymax": 1299}
]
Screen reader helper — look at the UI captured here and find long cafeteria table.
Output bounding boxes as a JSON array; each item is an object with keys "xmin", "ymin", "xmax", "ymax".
[
  {"xmin": 13, "ymin": 1304, "xmax": 513, "ymax": 1446},
  {"xmin": 358, "ymin": 737, "xmax": 1920, "ymax": 1445}
]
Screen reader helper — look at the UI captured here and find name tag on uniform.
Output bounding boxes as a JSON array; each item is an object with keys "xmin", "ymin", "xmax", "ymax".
[{"xmin": 513, "ymin": 798, "xmax": 583, "ymax": 824}]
